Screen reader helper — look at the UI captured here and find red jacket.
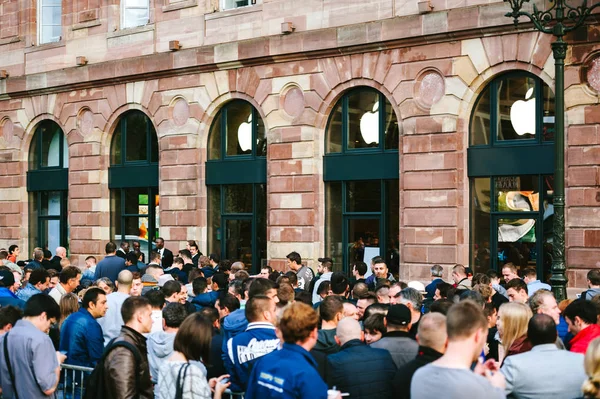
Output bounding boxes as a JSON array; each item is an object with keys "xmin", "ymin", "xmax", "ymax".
[{"xmin": 569, "ymin": 324, "xmax": 600, "ymax": 354}]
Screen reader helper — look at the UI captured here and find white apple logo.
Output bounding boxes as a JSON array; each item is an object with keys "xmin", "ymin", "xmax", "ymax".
[
  {"xmin": 360, "ymin": 101, "xmax": 380, "ymax": 145},
  {"xmin": 510, "ymin": 87, "xmax": 536, "ymax": 136},
  {"xmin": 237, "ymin": 114, "xmax": 252, "ymax": 152}
]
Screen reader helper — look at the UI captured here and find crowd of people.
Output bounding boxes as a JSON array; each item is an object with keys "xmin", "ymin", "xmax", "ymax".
[{"xmin": 1, "ymin": 242, "xmax": 600, "ymax": 398}]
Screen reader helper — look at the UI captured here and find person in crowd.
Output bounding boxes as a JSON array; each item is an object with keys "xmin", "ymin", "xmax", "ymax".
[
  {"xmin": 393, "ymin": 312, "xmax": 447, "ymax": 399},
  {"xmin": 60, "ymin": 287, "xmax": 107, "ymax": 395},
  {"xmin": 326, "ymin": 317, "xmax": 396, "ymax": 399},
  {"xmin": 500, "ymin": 314, "xmax": 586, "ymax": 398},
  {"xmin": 564, "ymin": 299, "xmax": 600, "ymax": 354},
  {"xmin": 58, "ymin": 293, "xmax": 79, "ymax": 328},
  {"xmin": 397, "ymin": 287, "xmax": 423, "ymax": 338},
  {"xmin": 583, "ymin": 270, "xmax": 600, "ymax": 300},
  {"xmin": 216, "ymin": 294, "xmax": 241, "ymax": 320},
  {"xmin": 583, "ymin": 338, "xmax": 600, "ymax": 398},
  {"xmin": 157, "ymin": 312, "xmax": 230, "ymax": 399},
  {"xmin": 221, "ymin": 278, "xmax": 279, "ymax": 350},
  {"xmin": 502, "ymin": 263, "xmax": 520, "ymax": 283},
  {"xmin": 130, "ymin": 272, "xmax": 143, "ymax": 296},
  {"xmin": 286, "ymin": 251, "xmax": 314, "ymax": 292},
  {"xmin": 98, "ymin": 270, "xmax": 133, "ymax": 345},
  {"xmin": 96, "ymin": 277, "xmax": 115, "ymax": 295},
  {"xmin": 451, "ymin": 264, "xmax": 471, "ymax": 289},
  {"xmin": 528, "ymin": 289, "xmax": 565, "ymax": 348},
  {"xmin": 364, "ymin": 313, "xmax": 386, "ymax": 345},
  {"xmin": 47, "ymin": 265, "xmax": 81, "ymax": 305},
  {"xmin": 147, "ymin": 251, "xmax": 162, "ymax": 268},
  {"xmin": 313, "ymin": 295, "xmax": 344, "ymax": 355},
  {"xmin": 192, "ymin": 272, "xmax": 228, "ymax": 309},
  {"xmin": 145, "ymin": 289, "xmax": 166, "ymax": 334},
  {"xmin": 276, "ymin": 282, "xmax": 294, "ymax": 313},
  {"xmin": 473, "ymin": 273, "xmax": 508, "ymax": 310},
  {"xmin": 177, "ymin": 249, "xmax": 195, "ymax": 277},
  {"xmin": 0, "ymin": 294, "xmax": 65, "ymax": 398},
  {"xmin": 0, "ymin": 250, "xmax": 21, "ymax": 273},
  {"xmin": 312, "ymin": 257, "xmax": 333, "ymax": 303},
  {"xmin": 376, "ymin": 285, "xmax": 391, "ymax": 304},
  {"xmin": 389, "ymin": 282, "xmax": 404, "ymax": 302},
  {"xmin": 371, "ymin": 304, "xmax": 418, "ymax": 368},
  {"xmin": 27, "ymin": 248, "xmax": 44, "ymax": 270},
  {"xmin": 225, "ymin": 295, "xmax": 279, "ymax": 392},
  {"xmin": 124, "ymin": 251, "xmax": 141, "ymax": 274},
  {"xmin": 313, "ymin": 281, "xmax": 332, "ymax": 306},
  {"xmin": 103, "ymin": 296, "xmax": 153, "ymax": 398},
  {"xmin": 352, "ymin": 261, "xmax": 368, "ymax": 285},
  {"xmin": 0, "ymin": 269, "xmax": 25, "ymax": 309},
  {"xmin": 142, "ymin": 264, "xmax": 164, "ymax": 294},
  {"xmin": 147, "ymin": 303, "xmax": 188, "ymax": 392},
  {"xmin": 82, "ymin": 256, "xmax": 97, "ymax": 280},
  {"xmin": 50, "ymin": 246, "xmax": 67, "ymax": 270},
  {"xmin": 411, "ymin": 300, "xmax": 505, "ymax": 399},
  {"xmin": 343, "ymin": 301, "xmax": 358, "ymax": 320},
  {"xmin": 365, "ymin": 257, "xmax": 396, "ymax": 289},
  {"xmin": 430, "ymin": 298, "xmax": 454, "ymax": 315},
  {"xmin": 498, "ymin": 302, "xmax": 533, "ymax": 364},
  {"xmin": 356, "ymin": 292, "xmax": 377, "ymax": 320},
  {"xmin": 155, "ymin": 237, "xmax": 173, "ymax": 268},
  {"xmin": 506, "ymin": 278, "xmax": 529, "ymax": 303},
  {"xmin": 41, "ymin": 249, "xmax": 53, "ymax": 270},
  {"xmin": 7, "ymin": 244, "xmax": 19, "ymax": 264},
  {"xmin": 94, "ymin": 242, "xmax": 126, "ymax": 283},
  {"xmin": 162, "ymin": 280, "xmax": 184, "ymax": 304},
  {"xmin": 246, "ymin": 302, "xmax": 331, "ymax": 399},
  {"xmin": 131, "ymin": 241, "xmax": 145, "ymax": 263},
  {"xmin": 433, "ymin": 281, "xmax": 452, "ymax": 300},
  {"xmin": 198, "ymin": 306, "xmax": 227, "ymax": 379},
  {"xmin": 116, "ymin": 241, "xmax": 130, "ymax": 259},
  {"xmin": 165, "ymin": 256, "xmax": 188, "ymax": 284},
  {"xmin": 485, "ymin": 302, "xmax": 500, "ymax": 361},
  {"xmin": 258, "ymin": 265, "xmax": 272, "ymax": 279},
  {"xmin": 187, "ymin": 240, "xmax": 201, "ymax": 267},
  {"xmin": 47, "ymin": 269, "xmax": 59, "ymax": 290},
  {"xmin": 487, "ymin": 270, "xmax": 509, "ymax": 298},
  {"xmin": 228, "ymin": 279, "xmax": 246, "ymax": 308},
  {"xmin": 0, "ymin": 305, "xmax": 22, "ymax": 335},
  {"xmin": 521, "ymin": 267, "xmax": 551, "ymax": 296},
  {"xmin": 425, "ymin": 264, "xmax": 444, "ymax": 299}
]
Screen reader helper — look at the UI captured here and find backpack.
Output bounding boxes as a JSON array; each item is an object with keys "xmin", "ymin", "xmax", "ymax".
[{"xmin": 83, "ymin": 339, "xmax": 142, "ymax": 399}]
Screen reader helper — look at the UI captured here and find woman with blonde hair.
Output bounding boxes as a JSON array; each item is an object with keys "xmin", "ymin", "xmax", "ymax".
[
  {"xmin": 583, "ymin": 338, "xmax": 600, "ymax": 398},
  {"xmin": 59, "ymin": 292, "xmax": 80, "ymax": 328},
  {"xmin": 498, "ymin": 301, "xmax": 533, "ymax": 364}
]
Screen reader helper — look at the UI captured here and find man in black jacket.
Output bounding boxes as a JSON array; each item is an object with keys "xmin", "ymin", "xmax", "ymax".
[
  {"xmin": 392, "ymin": 312, "xmax": 447, "ymax": 399},
  {"xmin": 326, "ymin": 317, "xmax": 396, "ymax": 399}
]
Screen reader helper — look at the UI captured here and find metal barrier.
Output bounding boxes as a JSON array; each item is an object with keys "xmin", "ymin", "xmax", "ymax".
[
  {"xmin": 224, "ymin": 390, "xmax": 245, "ymax": 399},
  {"xmin": 56, "ymin": 364, "xmax": 94, "ymax": 399}
]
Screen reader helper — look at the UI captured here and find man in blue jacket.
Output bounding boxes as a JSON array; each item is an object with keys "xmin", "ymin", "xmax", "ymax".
[
  {"xmin": 60, "ymin": 287, "xmax": 107, "ymax": 367},
  {"xmin": 326, "ymin": 317, "xmax": 397, "ymax": 399},
  {"xmin": 246, "ymin": 302, "xmax": 330, "ymax": 399},
  {"xmin": 0, "ymin": 270, "xmax": 25, "ymax": 309},
  {"xmin": 225, "ymin": 295, "xmax": 280, "ymax": 392}
]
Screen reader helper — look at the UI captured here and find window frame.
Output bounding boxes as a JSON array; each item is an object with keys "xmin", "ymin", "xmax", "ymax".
[
  {"xmin": 468, "ymin": 71, "xmax": 555, "ymax": 277},
  {"xmin": 37, "ymin": 0, "xmax": 62, "ymax": 44},
  {"xmin": 121, "ymin": 0, "xmax": 150, "ymax": 29},
  {"xmin": 220, "ymin": 0, "xmax": 256, "ymax": 11}
]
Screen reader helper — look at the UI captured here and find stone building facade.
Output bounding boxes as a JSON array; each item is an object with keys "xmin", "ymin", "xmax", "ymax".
[{"xmin": 0, "ymin": 0, "xmax": 598, "ymax": 285}]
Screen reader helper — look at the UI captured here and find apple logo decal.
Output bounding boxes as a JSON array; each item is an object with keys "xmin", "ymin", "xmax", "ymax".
[
  {"xmin": 237, "ymin": 114, "xmax": 252, "ymax": 152},
  {"xmin": 510, "ymin": 87, "xmax": 536, "ymax": 136},
  {"xmin": 360, "ymin": 101, "xmax": 380, "ymax": 145}
]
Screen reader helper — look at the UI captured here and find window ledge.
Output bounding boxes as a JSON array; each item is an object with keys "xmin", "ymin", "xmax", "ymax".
[
  {"xmin": 0, "ymin": 36, "xmax": 21, "ymax": 46},
  {"xmin": 72, "ymin": 20, "xmax": 102, "ymax": 31},
  {"xmin": 205, "ymin": 3, "xmax": 262, "ymax": 21},
  {"xmin": 108, "ymin": 24, "xmax": 155, "ymax": 39},
  {"xmin": 25, "ymin": 39, "xmax": 65, "ymax": 54},
  {"xmin": 162, "ymin": 0, "xmax": 198, "ymax": 12}
]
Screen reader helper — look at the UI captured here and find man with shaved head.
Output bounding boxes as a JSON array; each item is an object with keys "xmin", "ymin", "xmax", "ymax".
[
  {"xmin": 393, "ymin": 312, "xmax": 448, "ymax": 398},
  {"xmin": 326, "ymin": 317, "xmax": 396, "ymax": 399},
  {"xmin": 98, "ymin": 270, "xmax": 133, "ymax": 345}
]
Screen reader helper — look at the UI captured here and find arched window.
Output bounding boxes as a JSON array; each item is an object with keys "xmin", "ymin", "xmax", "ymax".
[
  {"xmin": 324, "ymin": 87, "xmax": 400, "ymax": 275},
  {"xmin": 206, "ymin": 100, "xmax": 267, "ymax": 272},
  {"xmin": 27, "ymin": 120, "xmax": 69, "ymax": 253},
  {"xmin": 468, "ymin": 72, "xmax": 555, "ymax": 279},
  {"xmin": 109, "ymin": 111, "xmax": 159, "ymax": 260}
]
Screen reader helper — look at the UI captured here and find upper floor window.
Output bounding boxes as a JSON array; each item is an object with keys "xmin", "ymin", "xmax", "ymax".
[
  {"xmin": 221, "ymin": 0, "xmax": 255, "ymax": 11},
  {"xmin": 38, "ymin": 0, "xmax": 62, "ymax": 44},
  {"xmin": 122, "ymin": 0, "xmax": 149, "ymax": 29}
]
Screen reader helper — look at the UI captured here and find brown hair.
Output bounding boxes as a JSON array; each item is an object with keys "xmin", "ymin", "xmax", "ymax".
[
  {"xmin": 473, "ymin": 284, "xmax": 493, "ymax": 302},
  {"xmin": 278, "ymin": 302, "xmax": 319, "ymax": 344},
  {"xmin": 59, "ymin": 293, "xmax": 79, "ymax": 327},
  {"xmin": 277, "ymin": 282, "xmax": 295, "ymax": 306},
  {"xmin": 583, "ymin": 338, "xmax": 600, "ymax": 398},
  {"xmin": 173, "ymin": 313, "xmax": 212, "ymax": 364},
  {"xmin": 245, "ymin": 295, "xmax": 273, "ymax": 323},
  {"xmin": 446, "ymin": 300, "xmax": 488, "ymax": 340}
]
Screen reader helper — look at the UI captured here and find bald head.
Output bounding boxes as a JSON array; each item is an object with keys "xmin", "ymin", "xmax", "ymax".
[
  {"xmin": 335, "ymin": 317, "xmax": 363, "ymax": 345},
  {"xmin": 416, "ymin": 312, "xmax": 447, "ymax": 354},
  {"xmin": 56, "ymin": 246, "xmax": 67, "ymax": 258},
  {"xmin": 116, "ymin": 270, "xmax": 133, "ymax": 291}
]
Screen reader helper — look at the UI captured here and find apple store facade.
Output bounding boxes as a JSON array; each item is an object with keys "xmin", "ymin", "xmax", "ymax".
[{"xmin": 0, "ymin": 23, "xmax": 598, "ymax": 286}]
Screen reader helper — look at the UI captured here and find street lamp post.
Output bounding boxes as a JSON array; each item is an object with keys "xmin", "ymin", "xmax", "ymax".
[{"xmin": 504, "ymin": 0, "xmax": 600, "ymax": 301}]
